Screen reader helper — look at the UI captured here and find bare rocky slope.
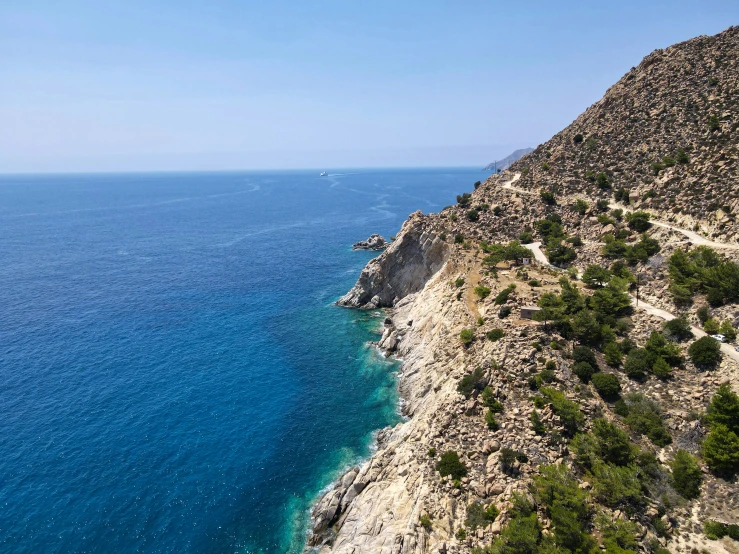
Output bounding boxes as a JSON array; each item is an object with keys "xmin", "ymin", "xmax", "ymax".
[
  {"xmin": 508, "ymin": 26, "xmax": 739, "ymax": 242},
  {"xmin": 307, "ymin": 26, "xmax": 739, "ymax": 554}
]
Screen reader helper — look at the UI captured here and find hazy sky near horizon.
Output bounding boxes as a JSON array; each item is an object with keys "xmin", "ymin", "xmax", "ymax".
[{"xmin": 2, "ymin": 1, "xmax": 738, "ymax": 173}]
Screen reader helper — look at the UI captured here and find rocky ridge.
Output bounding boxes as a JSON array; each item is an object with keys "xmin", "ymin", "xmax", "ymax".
[{"xmin": 507, "ymin": 26, "xmax": 739, "ymax": 242}]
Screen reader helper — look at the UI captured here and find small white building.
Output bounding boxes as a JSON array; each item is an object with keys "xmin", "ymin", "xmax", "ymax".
[{"xmin": 520, "ymin": 306, "xmax": 541, "ymax": 320}]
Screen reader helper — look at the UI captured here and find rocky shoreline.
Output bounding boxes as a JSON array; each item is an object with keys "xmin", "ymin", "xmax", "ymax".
[{"xmin": 307, "ymin": 211, "xmax": 458, "ymax": 553}]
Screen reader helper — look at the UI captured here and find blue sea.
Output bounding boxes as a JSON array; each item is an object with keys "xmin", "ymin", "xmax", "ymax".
[{"xmin": 0, "ymin": 168, "xmax": 485, "ymax": 553}]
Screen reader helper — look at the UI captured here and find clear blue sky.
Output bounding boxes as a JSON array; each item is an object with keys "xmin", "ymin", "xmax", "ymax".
[{"xmin": 1, "ymin": 1, "xmax": 738, "ymax": 172}]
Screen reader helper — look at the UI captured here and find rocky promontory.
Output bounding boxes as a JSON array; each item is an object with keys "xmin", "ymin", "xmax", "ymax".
[{"xmin": 339, "ymin": 212, "xmax": 449, "ymax": 309}]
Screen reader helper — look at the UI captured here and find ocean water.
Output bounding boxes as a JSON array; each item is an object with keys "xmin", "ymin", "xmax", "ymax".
[{"xmin": 0, "ymin": 168, "xmax": 484, "ymax": 553}]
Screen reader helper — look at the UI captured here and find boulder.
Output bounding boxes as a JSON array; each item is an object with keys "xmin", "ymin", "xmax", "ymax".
[{"xmin": 352, "ymin": 234, "xmax": 389, "ymax": 250}]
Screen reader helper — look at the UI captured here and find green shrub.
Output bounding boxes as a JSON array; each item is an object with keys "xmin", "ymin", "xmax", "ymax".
[
  {"xmin": 573, "ymin": 346, "xmax": 597, "ymax": 367},
  {"xmin": 614, "ymin": 399, "xmax": 629, "ymax": 417},
  {"xmin": 494, "ymin": 284, "xmax": 516, "ymax": 305},
  {"xmin": 704, "ymin": 317, "xmax": 720, "ymax": 334},
  {"xmin": 485, "ymin": 409, "xmax": 500, "ymax": 430},
  {"xmin": 622, "ymin": 393, "xmax": 672, "ymax": 447},
  {"xmin": 528, "ymin": 374, "xmax": 542, "ymax": 390},
  {"xmin": 460, "ymin": 328, "xmax": 474, "ymax": 345},
  {"xmin": 456, "ymin": 192, "xmax": 472, "ymax": 206},
  {"xmin": 645, "ymin": 331, "xmax": 683, "ymax": 367},
  {"xmin": 498, "ymin": 305, "xmax": 512, "ymax": 319},
  {"xmin": 436, "ymin": 450, "xmax": 467, "ymax": 480},
  {"xmin": 596, "ymin": 172, "xmax": 611, "ymax": 189},
  {"xmin": 455, "ymin": 528, "xmax": 466, "ymax": 540},
  {"xmin": 500, "ymin": 447, "xmax": 526, "ymax": 474},
  {"xmin": 519, "ymin": 231, "xmax": 534, "ymax": 243},
  {"xmin": 533, "ymin": 464, "xmax": 595, "ymax": 551},
  {"xmin": 720, "ymin": 319, "xmax": 737, "ymax": 342},
  {"xmin": 591, "ymin": 461, "xmax": 644, "ymax": 510},
  {"xmin": 583, "ymin": 418, "xmax": 634, "ymax": 466},
  {"xmin": 731, "ymin": 524, "xmax": 739, "ymax": 541},
  {"xmin": 465, "ymin": 501, "xmax": 498, "ymax": 530},
  {"xmin": 652, "ymin": 356, "xmax": 672, "ymax": 379},
  {"xmin": 670, "ymin": 450, "xmax": 702, "ymax": 499},
  {"xmin": 704, "ymin": 519, "xmax": 727, "ymax": 540},
  {"xmin": 708, "ymin": 114, "xmax": 720, "ymax": 132},
  {"xmin": 582, "ymin": 265, "xmax": 612, "ymax": 288},
  {"xmin": 676, "ymin": 148, "xmax": 690, "ymax": 164},
  {"xmin": 546, "ymin": 240, "xmax": 577, "ymax": 266},
  {"xmin": 598, "ymin": 515, "xmax": 640, "ymax": 553},
  {"xmin": 689, "ymin": 336, "xmax": 721, "ymax": 367},
  {"xmin": 427, "ymin": 447, "xmax": 436, "ymax": 457},
  {"xmin": 457, "ymin": 367, "xmax": 485, "ymax": 398},
  {"xmin": 706, "ymin": 383, "xmax": 739, "ymax": 430},
  {"xmin": 623, "ymin": 348, "xmax": 651, "ymax": 379},
  {"xmin": 702, "ymin": 424, "xmax": 739, "ymax": 474},
  {"xmin": 474, "ymin": 285, "xmax": 491, "ymax": 299},
  {"xmin": 541, "ymin": 387, "xmax": 585, "ymax": 435},
  {"xmin": 663, "ymin": 316, "xmax": 693, "ymax": 341},
  {"xmin": 574, "ymin": 199, "xmax": 588, "ymax": 215},
  {"xmin": 454, "ymin": 233, "xmax": 464, "ymax": 243},
  {"xmin": 573, "ymin": 361, "xmax": 596, "ymax": 383},
  {"xmin": 454, "ymin": 277, "xmax": 465, "ymax": 288},
  {"xmin": 697, "ymin": 305, "xmax": 711, "ymax": 324},
  {"xmin": 625, "ymin": 210, "xmax": 651, "ymax": 232},
  {"xmin": 486, "ymin": 328, "xmax": 504, "ymax": 342},
  {"xmin": 473, "ymin": 180, "xmax": 481, "ymax": 189},
  {"xmin": 539, "ymin": 369, "xmax": 555, "ymax": 383},
  {"xmin": 669, "ymin": 248, "xmax": 739, "ymax": 307},
  {"xmin": 486, "ymin": 509, "xmax": 540, "ymax": 553},
  {"xmin": 592, "ymin": 372, "xmax": 621, "ymax": 398},
  {"xmin": 604, "ymin": 342, "xmax": 623, "ymax": 367},
  {"xmin": 573, "ymin": 134, "xmax": 584, "ymax": 144},
  {"xmin": 531, "ymin": 410, "xmax": 546, "ymax": 434},
  {"xmin": 540, "ymin": 191, "xmax": 556, "ymax": 205},
  {"xmin": 466, "ymin": 209, "xmax": 480, "ymax": 222}
]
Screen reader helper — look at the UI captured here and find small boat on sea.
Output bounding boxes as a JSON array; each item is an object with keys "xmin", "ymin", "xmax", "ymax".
[{"xmin": 320, "ymin": 171, "xmax": 328, "ymax": 177}]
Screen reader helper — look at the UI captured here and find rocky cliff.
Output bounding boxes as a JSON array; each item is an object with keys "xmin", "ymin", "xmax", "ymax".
[{"xmin": 338, "ymin": 211, "xmax": 450, "ymax": 309}]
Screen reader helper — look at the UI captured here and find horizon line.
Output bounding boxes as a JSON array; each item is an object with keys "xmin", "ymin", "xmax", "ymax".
[{"xmin": 0, "ymin": 164, "xmax": 499, "ymax": 177}]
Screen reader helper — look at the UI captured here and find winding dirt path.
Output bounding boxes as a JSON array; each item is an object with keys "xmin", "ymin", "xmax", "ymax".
[
  {"xmin": 500, "ymin": 171, "xmax": 739, "ymax": 250},
  {"xmin": 522, "ymin": 241, "xmax": 739, "ymax": 364},
  {"xmin": 464, "ymin": 260, "xmax": 482, "ymax": 320}
]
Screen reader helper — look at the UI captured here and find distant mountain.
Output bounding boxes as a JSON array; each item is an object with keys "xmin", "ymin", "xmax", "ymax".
[{"xmin": 483, "ymin": 147, "xmax": 534, "ymax": 171}]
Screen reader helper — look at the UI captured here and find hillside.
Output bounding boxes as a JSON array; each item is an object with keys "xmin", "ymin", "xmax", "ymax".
[
  {"xmin": 508, "ymin": 26, "xmax": 739, "ymax": 242},
  {"xmin": 310, "ymin": 26, "xmax": 739, "ymax": 554}
]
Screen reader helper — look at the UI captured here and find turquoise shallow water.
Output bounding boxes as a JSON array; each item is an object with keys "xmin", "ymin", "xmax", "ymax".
[{"xmin": 0, "ymin": 168, "xmax": 486, "ymax": 553}]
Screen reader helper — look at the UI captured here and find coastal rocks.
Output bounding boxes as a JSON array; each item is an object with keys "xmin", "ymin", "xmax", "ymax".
[
  {"xmin": 338, "ymin": 211, "xmax": 450, "ymax": 308},
  {"xmin": 308, "ymin": 465, "xmax": 366, "ymax": 547},
  {"xmin": 352, "ymin": 234, "xmax": 389, "ymax": 250}
]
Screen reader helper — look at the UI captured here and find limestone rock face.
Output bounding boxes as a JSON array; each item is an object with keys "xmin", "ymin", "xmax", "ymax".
[{"xmin": 338, "ymin": 211, "xmax": 449, "ymax": 308}]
